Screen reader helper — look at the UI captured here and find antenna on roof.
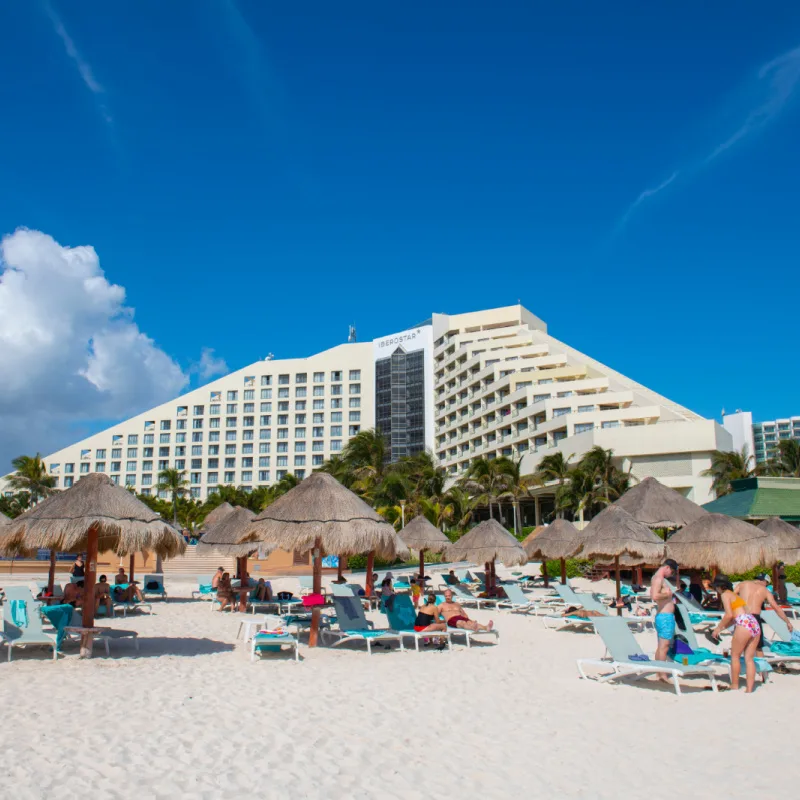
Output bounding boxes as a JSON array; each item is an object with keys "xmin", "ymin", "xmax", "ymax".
[{"xmin": 348, "ymin": 325, "xmax": 357, "ymax": 343}]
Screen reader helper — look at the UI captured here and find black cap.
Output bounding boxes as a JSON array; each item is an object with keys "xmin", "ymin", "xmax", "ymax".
[
  {"xmin": 755, "ymin": 573, "xmax": 769, "ymax": 582},
  {"xmin": 663, "ymin": 558, "xmax": 678, "ymax": 571},
  {"xmin": 713, "ymin": 574, "xmax": 733, "ymax": 591}
]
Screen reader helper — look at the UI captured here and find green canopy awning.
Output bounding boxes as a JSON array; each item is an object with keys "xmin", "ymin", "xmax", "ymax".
[{"xmin": 703, "ymin": 488, "xmax": 800, "ymax": 522}]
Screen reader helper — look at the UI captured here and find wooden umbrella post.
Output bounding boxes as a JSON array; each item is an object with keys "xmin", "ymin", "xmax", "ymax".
[
  {"xmin": 337, "ymin": 556, "xmax": 344, "ymax": 583},
  {"xmin": 129, "ymin": 553, "xmax": 136, "ymax": 585},
  {"xmin": 419, "ymin": 549, "xmax": 425, "ymax": 581},
  {"xmin": 560, "ymin": 557, "xmax": 567, "ymax": 586},
  {"xmin": 541, "ymin": 559, "xmax": 549, "ymax": 588},
  {"xmin": 365, "ymin": 550, "xmax": 375, "ymax": 599},
  {"xmin": 309, "ymin": 537, "xmax": 323, "ymax": 647},
  {"xmin": 772, "ymin": 562, "xmax": 784, "ymax": 603},
  {"xmin": 238, "ymin": 556, "xmax": 249, "ymax": 612},
  {"xmin": 81, "ymin": 523, "xmax": 99, "ymax": 657},
  {"xmin": 615, "ymin": 555, "xmax": 622, "ymax": 617},
  {"xmin": 48, "ymin": 549, "xmax": 57, "ymax": 595}
]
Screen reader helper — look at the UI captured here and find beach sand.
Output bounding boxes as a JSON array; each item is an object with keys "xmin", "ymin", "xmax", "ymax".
[{"xmin": 0, "ymin": 573, "xmax": 790, "ymax": 799}]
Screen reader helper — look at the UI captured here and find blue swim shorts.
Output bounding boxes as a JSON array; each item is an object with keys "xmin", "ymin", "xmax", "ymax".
[{"xmin": 655, "ymin": 612, "xmax": 675, "ymax": 641}]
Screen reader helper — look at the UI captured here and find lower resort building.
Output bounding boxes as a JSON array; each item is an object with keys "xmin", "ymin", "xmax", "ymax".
[{"xmin": 7, "ymin": 305, "xmax": 732, "ymax": 516}]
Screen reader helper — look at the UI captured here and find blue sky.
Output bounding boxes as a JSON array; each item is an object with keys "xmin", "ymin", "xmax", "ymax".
[{"xmin": 1, "ymin": 2, "xmax": 800, "ymax": 467}]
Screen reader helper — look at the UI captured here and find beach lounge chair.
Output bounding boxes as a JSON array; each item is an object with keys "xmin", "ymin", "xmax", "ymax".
[
  {"xmin": 62, "ymin": 610, "xmax": 139, "ymax": 656},
  {"xmin": 2, "ymin": 587, "xmax": 57, "ymax": 662},
  {"xmin": 759, "ymin": 611, "xmax": 800, "ymax": 667},
  {"xmin": 543, "ymin": 588, "xmax": 653, "ymax": 631},
  {"xmin": 251, "ymin": 614, "xmax": 299, "ymax": 662},
  {"xmin": 111, "ymin": 584, "xmax": 153, "ymax": 617},
  {"xmin": 382, "ymin": 594, "xmax": 452, "ymax": 652},
  {"xmin": 576, "ymin": 617, "xmax": 718, "ymax": 697},
  {"xmin": 192, "ymin": 575, "xmax": 216, "ymax": 600},
  {"xmin": 330, "ymin": 583, "xmax": 355, "ymax": 597},
  {"xmin": 447, "ymin": 583, "xmax": 499, "ymax": 609},
  {"xmin": 141, "ymin": 574, "xmax": 167, "ymax": 601},
  {"xmin": 495, "ymin": 583, "xmax": 540, "ymax": 614},
  {"xmin": 321, "ymin": 596, "xmax": 404, "ymax": 654}
]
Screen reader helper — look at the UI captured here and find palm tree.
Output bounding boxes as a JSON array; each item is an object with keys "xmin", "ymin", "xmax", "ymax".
[
  {"xmin": 340, "ymin": 428, "xmax": 389, "ymax": 499},
  {"xmin": 443, "ymin": 486, "xmax": 479, "ymax": 532},
  {"xmin": 157, "ymin": 467, "xmax": 189, "ymax": 524},
  {"xmin": 496, "ymin": 455, "xmax": 538, "ymax": 536},
  {"xmin": 768, "ymin": 439, "xmax": 800, "ymax": 477},
  {"xmin": 534, "ymin": 452, "xmax": 573, "ymax": 518},
  {"xmin": 701, "ymin": 446, "xmax": 756, "ymax": 497},
  {"xmin": 461, "ymin": 458, "xmax": 512, "ymax": 522},
  {"xmin": 7, "ymin": 454, "xmax": 56, "ymax": 505},
  {"xmin": 419, "ymin": 495, "xmax": 455, "ymax": 529}
]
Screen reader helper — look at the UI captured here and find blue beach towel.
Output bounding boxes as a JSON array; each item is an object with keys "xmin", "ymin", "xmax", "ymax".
[
  {"xmin": 10, "ymin": 600, "xmax": 28, "ymax": 628},
  {"xmin": 41, "ymin": 604, "xmax": 74, "ymax": 650}
]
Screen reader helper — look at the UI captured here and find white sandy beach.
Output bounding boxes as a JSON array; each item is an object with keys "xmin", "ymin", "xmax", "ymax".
[{"xmin": 0, "ymin": 573, "xmax": 792, "ymax": 799}]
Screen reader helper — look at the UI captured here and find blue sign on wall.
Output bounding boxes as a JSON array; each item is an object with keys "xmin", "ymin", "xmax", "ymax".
[{"xmin": 321, "ymin": 555, "xmax": 339, "ymax": 568}]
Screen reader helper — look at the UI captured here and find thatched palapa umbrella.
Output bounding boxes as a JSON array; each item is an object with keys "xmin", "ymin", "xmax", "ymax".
[
  {"xmin": 523, "ymin": 519, "xmax": 582, "ymax": 586},
  {"xmin": 243, "ymin": 472, "xmax": 406, "ymax": 646},
  {"xmin": 3, "ymin": 473, "xmax": 186, "ymax": 655},
  {"xmin": 446, "ymin": 518, "xmax": 527, "ymax": 595},
  {"xmin": 757, "ymin": 517, "xmax": 800, "ymax": 602},
  {"xmin": 201, "ymin": 502, "xmax": 236, "ymax": 529},
  {"xmin": 666, "ymin": 513, "xmax": 778, "ymax": 576},
  {"xmin": 576, "ymin": 505, "xmax": 666, "ymax": 614},
  {"xmin": 399, "ymin": 516, "xmax": 450, "ymax": 581},
  {"xmin": 613, "ymin": 477, "xmax": 709, "ymax": 529},
  {"xmin": 198, "ymin": 506, "xmax": 262, "ymax": 611}
]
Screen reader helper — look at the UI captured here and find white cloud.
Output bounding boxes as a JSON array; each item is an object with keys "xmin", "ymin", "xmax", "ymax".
[
  {"xmin": 0, "ymin": 228, "xmax": 189, "ymax": 471},
  {"xmin": 198, "ymin": 347, "xmax": 229, "ymax": 379}
]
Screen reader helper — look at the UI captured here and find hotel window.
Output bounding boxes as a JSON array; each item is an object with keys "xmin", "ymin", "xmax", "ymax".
[
  {"xmin": 208, "ymin": 458, "xmax": 219, "ymax": 468},
  {"xmin": 243, "ymin": 416, "xmax": 254, "ymax": 427},
  {"xmin": 113, "ymin": 435, "xmax": 123, "ymax": 445},
  {"xmin": 226, "ymin": 404, "xmax": 237, "ymax": 414},
  {"xmin": 95, "ymin": 462, "xmax": 106, "ymax": 472},
  {"xmin": 331, "ymin": 384, "xmax": 342, "ymax": 396},
  {"xmin": 176, "ymin": 419, "xmax": 187, "ymax": 430},
  {"xmin": 279, "ymin": 374, "xmax": 289, "ymax": 385},
  {"xmin": 142, "ymin": 474, "xmax": 152, "ymax": 486},
  {"xmin": 260, "ymin": 429, "xmax": 271, "ymax": 440},
  {"xmin": 296, "ymin": 373, "xmax": 307, "ymax": 384},
  {"xmin": 295, "ymin": 442, "xmax": 306, "ymax": 452},
  {"xmin": 278, "ymin": 388, "xmax": 289, "ymax": 399},
  {"xmin": 143, "ymin": 434, "xmax": 154, "ymax": 445},
  {"xmin": 349, "ymin": 383, "xmax": 361, "ymax": 395},
  {"xmin": 208, "ymin": 445, "xmax": 219, "ymax": 456},
  {"xmin": 210, "ymin": 431, "xmax": 220, "ymax": 442},
  {"xmin": 349, "ymin": 398, "xmax": 360, "ymax": 408},
  {"xmin": 176, "ymin": 433, "xmax": 186, "ymax": 443},
  {"xmin": 313, "ymin": 386, "xmax": 324, "ymax": 397},
  {"xmin": 294, "ymin": 456, "xmax": 306, "ymax": 467},
  {"xmin": 210, "ymin": 418, "xmax": 220, "ymax": 429},
  {"xmin": 127, "ymin": 447, "xmax": 137, "ymax": 458},
  {"xmin": 111, "ymin": 462, "xmax": 121, "ymax": 472},
  {"xmin": 175, "ymin": 459, "xmax": 185, "ymax": 470},
  {"xmin": 331, "ymin": 399, "xmax": 343, "ymax": 409},
  {"xmin": 160, "ymin": 433, "xmax": 170, "ymax": 444},
  {"xmin": 192, "ymin": 419, "xmax": 203, "ymax": 429},
  {"xmin": 575, "ymin": 423, "xmax": 593, "ymax": 434},
  {"xmin": 259, "ymin": 456, "xmax": 270, "ymax": 467},
  {"xmin": 225, "ymin": 444, "xmax": 236, "ymax": 455},
  {"xmin": 557, "ymin": 391, "xmax": 574, "ymax": 398},
  {"xmin": 278, "ymin": 429, "xmax": 288, "ymax": 439},
  {"xmin": 331, "ymin": 371, "xmax": 342, "ymax": 381},
  {"xmin": 313, "ymin": 399, "xmax": 324, "ymax": 410},
  {"xmin": 331, "ymin": 412, "xmax": 342, "ymax": 422},
  {"xmin": 261, "ymin": 388, "xmax": 272, "ymax": 400},
  {"xmin": 349, "ymin": 426, "xmax": 360, "ymax": 436},
  {"xmin": 313, "ymin": 372, "xmax": 324, "ymax": 383},
  {"xmin": 159, "ymin": 447, "xmax": 169, "ymax": 457},
  {"xmin": 577, "ymin": 405, "xmax": 595, "ymax": 413},
  {"xmin": 158, "ymin": 460, "xmax": 168, "ymax": 470},
  {"xmin": 143, "ymin": 461, "xmax": 153, "ymax": 471},
  {"xmin": 128, "ymin": 434, "xmax": 139, "ymax": 445},
  {"xmin": 539, "ymin": 378, "xmax": 553, "ymax": 385},
  {"xmin": 241, "ymin": 471, "xmax": 253, "ymax": 482},
  {"xmin": 349, "ymin": 370, "xmax": 361, "ymax": 381},
  {"xmin": 313, "ymin": 413, "xmax": 324, "ymax": 425},
  {"xmin": 191, "ymin": 459, "xmax": 202, "ymax": 470},
  {"xmin": 349, "ymin": 411, "xmax": 361, "ymax": 422},
  {"xmin": 244, "ymin": 402, "xmax": 254, "ymax": 413},
  {"xmin": 277, "ymin": 402, "xmax": 289, "ymax": 413},
  {"xmin": 191, "ymin": 473, "xmax": 201, "ymax": 485},
  {"xmin": 126, "ymin": 475, "xmax": 136, "ymax": 487},
  {"xmin": 190, "ymin": 487, "xmax": 201, "ymax": 498},
  {"xmin": 112, "ymin": 448, "xmax": 122, "ymax": 458},
  {"xmin": 145, "ymin": 421, "xmax": 155, "ymax": 432},
  {"xmin": 224, "ymin": 472, "xmax": 235, "ymax": 483},
  {"xmin": 278, "ymin": 415, "xmax": 288, "ymax": 426},
  {"xmin": 261, "ymin": 375, "xmax": 272, "ymax": 386},
  {"xmin": 242, "ymin": 443, "xmax": 253, "ymax": 454},
  {"xmin": 330, "ymin": 440, "xmax": 342, "ymax": 452},
  {"xmin": 534, "ymin": 394, "xmax": 550, "ymax": 403},
  {"xmin": 601, "ymin": 421, "xmax": 620, "ymax": 429},
  {"xmin": 296, "ymin": 400, "xmax": 306, "ymax": 411},
  {"xmin": 277, "ymin": 443, "xmax": 288, "ymax": 453},
  {"xmin": 276, "ymin": 470, "xmax": 287, "ymax": 480},
  {"xmin": 259, "ymin": 443, "xmax": 271, "ymax": 454},
  {"xmin": 295, "ymin": 414, "xmax": 306, "ymax": 424},
  {"xmin": 192, "ymin": 432, "xmax": 204, "ymax": 442},
  {"xmin": 295, "ymin": 387, "xmax": 307, "ymax": 398},
  {"xmin": 552, "ymin": 408, "xmax": 570, "ymax": 418},
  {"xmin": 331, "ymin": 426, "xmax": 342, "ymax": 437},
  {"xmin": 126, "ymin": 460, "xmax": 137, "ymax": 472},
  {"xmin": 312, "ymin": 455, "xmax": 323, "ymax": 466},
  {"xmin": 80, "ymin": 463, "xmax": 90, "ymax": 474},
  {"xmin": 295, "ymin": 427, "xmax": 306, "ymax": 439},
  {"xmin": 295, "ymin": 470, "xmax": 305, "ymax": 480},
  {"xmin": 210, "ymin": 404, "xmax": 221, "ymax": 416},
  {"xmin": 244, "ymin": 389, "xmax": 254, "ymax": 401},
  {"xmin": 143, "ymin": 447, "xmax": 153, "ymax": 458},
  {"xmin": 312, "ymin": 441, "xmax": 324, "ymax": 452},
  {"xmin": 277, "ymin": 456, "xmax": 288, "ymax": 467},
  {"xmin": 258, "ymin": 470, "xmax": 270, "ymax": 481},
  {"xmin": 227, "ymin": 391, "xmax": 238, "ymax": 401},
  {"xmin": 242, "ymin": 457, "xmax": 253, "ymax": 468},
  {"xmin": 191, "ymin": 445, "xmax": 202, "ymax": 456},
  {"xmin": 193, "ymin": 405, "xmax": 204, "ymax": 416},
  {"xmin": 226, "ymin": 417, "xmax": 237, "ymax": 428},
  {"xmin": 225, "ymin": 458, "xmax": 235, "ymax": 469}
]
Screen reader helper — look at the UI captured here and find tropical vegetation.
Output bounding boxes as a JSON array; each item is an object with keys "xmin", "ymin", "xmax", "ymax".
[{"xmin": 702, "ymin": 439, "xmax": 800, "ymax": 497}]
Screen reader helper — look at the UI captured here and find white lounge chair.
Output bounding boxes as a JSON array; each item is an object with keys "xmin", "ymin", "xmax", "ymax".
[
  {"xmin": 321, "ymin": 597, "xmax": 404, "ymax": 654},
  {"xmin": 2, "ymin": 587, "xmax": 57, "ymax": 662}
]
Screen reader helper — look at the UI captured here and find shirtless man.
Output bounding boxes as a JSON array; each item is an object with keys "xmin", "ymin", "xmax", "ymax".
[
  {"xmin": 211, "ymin": 567, "xmax": 225, "ymax": 590},
  {"xmin": 736, "ymin": 573, "xmax": 793, "ymax": 655},
  {"xmin": 114, "ymin": 568, "xmax": 144, "ymax": 602},
  {"xmin": 95, "ymin": 575, "xmax": 114, "ymax": 616},
  {"xmin": 650, "ymin": 558, "xmax": 678, "ymax": 665},
  {"xmin": 63, "ymin": 580, "xmax": 84, "ymax": 607},
  {"xmin": 438, "ymin": 589, "xmax": 494, "ymax": 632}
]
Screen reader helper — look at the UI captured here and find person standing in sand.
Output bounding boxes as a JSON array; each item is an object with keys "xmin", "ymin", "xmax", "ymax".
[
  {"xmin": 711, "ymin": 576, "xmax": 761, "ymax": 693},
  {"xmin": 438, "ymin": 589, "xmax": 494, "ymax": 632},
  {"xmin": 650, "ymin": 558, "xmax": 678, "ymax": 665},
  {"xmin": 736, "ymin": 573, "xmax": 793, "ymax": 655}
]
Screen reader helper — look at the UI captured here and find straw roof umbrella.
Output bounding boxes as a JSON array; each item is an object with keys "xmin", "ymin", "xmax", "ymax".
[
  {"xmin": 666, "ymin": 513, "xmax": 778, "ymax": 575},
  {"xmin": 201, "ymin": 502, "xmax": 236, "ymax": 529},
  {"xmin": 446, "ymin": 519, "xmax": 527, "ymax": 595},
  {"xmin": 613, "ymin": 477, "xmax": 709, "ymax": 529},
  {"xmin": 399, "ymin": 516, "xmax": 450, "ymax": 581},
  {"xmin": 244, "ymin": 472, "xmax": 406, "ymax": 646},
  {"xmin": 575, "ymin": 505, "xmax": 666, "ymax": 613},
  {"xmin": 523, "ymin": 519, "xmax": 582, "ymax": 586},
  {"xmin": 3, "ymin": 473, "xmax": 186, "ymax": 655},
  {"xmin": 756, "ymin": 517, "xmax": 800, "ymax": 601}
]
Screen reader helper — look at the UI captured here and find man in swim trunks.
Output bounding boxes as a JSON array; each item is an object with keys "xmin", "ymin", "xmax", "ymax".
[
  {"xmin": 650, "ymin": 558, "xmax": 678, "ymax": 665},
  {"xmin": 438, "ymin": 589, "xmax": 494, "ymax": 632},
  {"xmin": 736, "ymin": 573, "xmax": 793, "ymax": 655}
]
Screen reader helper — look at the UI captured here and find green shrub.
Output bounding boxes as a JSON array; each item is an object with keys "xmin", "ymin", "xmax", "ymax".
[
  {"xmin": 542, "ymin": 558, "xmax": 592, "ymax": 580},
  {"xmin": 729, "ymin": 563, "xmax": 800, "ymax": 584}
]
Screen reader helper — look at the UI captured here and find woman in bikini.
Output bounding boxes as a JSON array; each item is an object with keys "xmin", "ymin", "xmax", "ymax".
[
  {"xmin": 710, "ymin": 576, "xmax": 761, "ymax": 693},
  {"xmin": 216, "ymin": 572, "xmax": 236, "ymax": 612},
  {"xmin": 414, "ymin": 594, "xmax": 447, "ymax": 633}
]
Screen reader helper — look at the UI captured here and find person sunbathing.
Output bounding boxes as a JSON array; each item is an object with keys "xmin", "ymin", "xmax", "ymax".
[
  {"xmin": 414, "ymin": 594, "xmax": 448, "ymax": 632},
  {"xmin": 114, "ymin": 568, "xmax": 144, "ymax": 603},
  {"xmin": 561, "ymin": 605, "xmax": 604, "ymax": 619},
  {"xmin": 439, "ymin": 589, "xmax": 493, "ymax": 632},
  {"xmin": 95, "ymin": 575, "xmax": 114, "ymax": 616},
  {"xmin": 254, "ymin": 578, "xmax": 273, "ymax": 602},
  {"xmin": 216, "ymin": 572, "xmax": 235, "ymax": 612},
  {"xmin": 63, "ymin": 580, "xmax": 84, "ymax": 608}
]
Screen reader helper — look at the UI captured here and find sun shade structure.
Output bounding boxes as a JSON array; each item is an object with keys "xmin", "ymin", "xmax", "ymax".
[
  {"xmin": 575, "ymin": 505, "xmax": 666, "ymax": 612},
  {"xmin": 1, "ymin": 473, "xmax": 186, "ymax": 654},
  {"xmin": 613, "ymin": 477, "xmax": 709, "ymax": 529},
  {"xmin": 666, "ymin": 513, "xmax": 778, "ymax": 575},
  {"xmin": 756, "ymin": 517, "xmax": 800, "ymax": 601},
  {"xmin": 201, "ymin": 502, "xmax": 236, "ymax": 529},
  {"xmin": 399, "ymin": 515, "xmax": 450, "ymax": 580},
  {"xmin": 523, "ymin": 519, "xmax": 582, "ymax": 585},
  {"xmin": 244, "ymin": 472, "xmax": 406, "ymax": 646}
]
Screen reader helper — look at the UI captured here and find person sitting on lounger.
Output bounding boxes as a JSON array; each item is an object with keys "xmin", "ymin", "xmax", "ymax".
[
  {"xmin": 444, "ymin": 570, "xmax": 459, "ymax": 586},
  {"xmin": 414, "ymin": 594, "xmax": 447, "ymax": 632},
  {"xmin": 63, "ymin": 580, "xmax": 84, "ymax": 608},
  {"xmin": 439, "ymin": 589, "xmax": 494, "ymax": 632},
  {"xmin": 212, "ymin": 567, "xmax": 224, "ymax": 589},
  {"xmin": 254, "ymin": 578, "xmax": 273, "ymax": 602},
  {"xmin": 216, "ymin": 572, "xmax": 235, "ymax": 611},
  {"xmin": 95, "ymin": 575, "xmax": 114, "ymax": 616},
  {"xmin": 114, "ymin": 568, "xmax": 144, "ymax": 602}
]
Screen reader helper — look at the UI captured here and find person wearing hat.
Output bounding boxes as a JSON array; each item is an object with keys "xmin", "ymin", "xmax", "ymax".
[
  {"xmin": 735, "ymin": 572, "xmax": 793, "ymax": 655},
  {"xmin": 650, "ymin": 558, "xmax": 679, "ymax": 669}
]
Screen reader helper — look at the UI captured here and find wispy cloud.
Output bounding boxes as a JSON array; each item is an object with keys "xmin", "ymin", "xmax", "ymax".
[
  {"xmin": 197, "ymin": 348, "xmax": 229, "ymax": 380},
  {"xmin": 44, "ymin": 2, "xmax": 113, "ymax": 125},
  {"xmin": 615, "ymin": 43, "xmax": 800, "ymax": 233}
]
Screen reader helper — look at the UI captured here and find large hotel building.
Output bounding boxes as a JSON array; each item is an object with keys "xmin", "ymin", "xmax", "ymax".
[{"xmin": 21, "ymin": 305, "xmax": 732, "ymax": 511}]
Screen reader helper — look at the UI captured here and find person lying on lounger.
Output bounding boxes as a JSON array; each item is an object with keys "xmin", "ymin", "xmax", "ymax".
[
  {"xmin": 439, "ymin": 589, "xmax": 493, "ymax": 632},
  {"xmin": 114, "ymin": 568, "xmax": 144, "ymax": 602},
  {"xmin": 561, "ymin": 605, "xmax": 604, "ymax": 619},
  {"xmin": 414, "ymin": 594, "xmax": 448, "ymax": 632},
  {"xmin": 254, "ymin": 578, "xmax": 273, "ymax": 602}
]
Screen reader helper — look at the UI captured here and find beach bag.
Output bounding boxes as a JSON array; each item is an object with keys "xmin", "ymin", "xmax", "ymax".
[
  {"xmin": 146, "ymin": 580, "xmax": 160, "ymax": 590},
  {"xmin": 302, "ymin": 593, "xmax": 325, "ymax": 607},
  {"xmin": 277, "ymin": 591, "xmax": 294, "ymax": 601}
]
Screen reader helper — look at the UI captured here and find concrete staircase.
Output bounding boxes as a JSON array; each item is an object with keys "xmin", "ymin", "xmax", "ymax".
[{"xmin": 162, "ymin": 545, "xmax": 235, "ymax": 576}]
